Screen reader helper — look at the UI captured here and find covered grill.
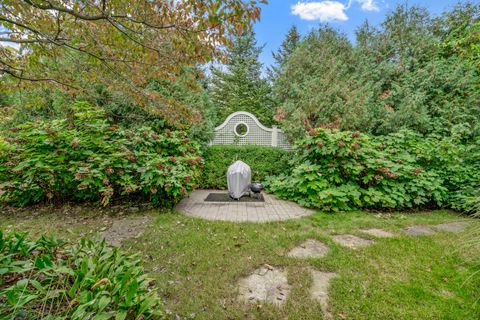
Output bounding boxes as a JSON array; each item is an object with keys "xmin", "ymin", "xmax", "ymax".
[{"xmin": 227, "ymin": 160, "xmax": 251, "ymax": 200}]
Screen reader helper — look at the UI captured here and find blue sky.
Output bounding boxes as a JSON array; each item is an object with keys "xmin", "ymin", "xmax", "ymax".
[{"xmin": 254, "ymin": 0, "xmax": 466, "ymax": 68}]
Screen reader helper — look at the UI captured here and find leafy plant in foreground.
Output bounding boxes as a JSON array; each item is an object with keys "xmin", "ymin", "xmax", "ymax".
[{"xmin": 0, "ymin": 230, "xmax": 162, "ymax": 319}]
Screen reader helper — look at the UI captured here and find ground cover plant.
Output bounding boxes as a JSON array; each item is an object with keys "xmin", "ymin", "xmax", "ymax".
[
  {"xmin": 1, "ymin": 207, "xmax": 479, "ymax": 320},
  {"xmin": 266, "ymin": 128, "xmax": 480, "ymax": 211},
  {"xmin": 198, "ymin": 145, "xmax": 291, "ymax": 189},
  {"xmin": 0, "ymin": 230, "xmax": 162, "ymax": 319},
  {"xmin": 0, "ymin": 101, "xmax": 202, "ymax": 207}
]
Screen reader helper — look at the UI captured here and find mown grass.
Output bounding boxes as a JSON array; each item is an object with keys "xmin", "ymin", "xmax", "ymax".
[{"xmin": 1, "ymin": 207, "xmax": 479, "ymax": 319}]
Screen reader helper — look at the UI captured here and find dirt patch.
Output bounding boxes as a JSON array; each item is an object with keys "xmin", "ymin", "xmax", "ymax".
[
  {"xmin": 238, "ymin": 265, "xmax": 291, "ymax": 306},
  {"xmin": 101, "ymin": 216, "xmax": 152, "ymax": 247},
  {"xmin": 332, "ymin": 234, "xmax": 374, "ymax": 249},
  {"xmin": 402, "ymin": 225, "xmax": 436, "ymax": 236},
  {"xmin": 309, "ymin": 269, "xmax": 337, "ymax": 319},
  {"xmin": 435, "ymin": 221, "xmax": 470, "ymax": 233},
  {"xmin": 287, "ymin": 239, "xmax": 330, "ymax": 259},
  {"xmin": 360, "ymin": 228, "xmax": 394, "ymax": 238}
]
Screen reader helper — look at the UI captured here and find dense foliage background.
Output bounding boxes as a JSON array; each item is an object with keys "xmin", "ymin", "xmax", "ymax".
[
  {"xmin": 0, "ymin": 1, "xmax": 479, "ymax": 212},
  {"xmin": 272, "ymin": 3, "xmax": 480, "ymax": 140}
]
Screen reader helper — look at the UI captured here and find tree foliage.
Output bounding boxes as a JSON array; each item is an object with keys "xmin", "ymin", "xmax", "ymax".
[
  {"xmin": 273, "ymin": 3, "xmax": 480, "ymax": 140},
  {"xmin": 268, "ymin": 25, "xmax": 301, "ymax": 83},
  {"xmin": 0, "ymin": 0, "xmax": 265, "ymax": 126},
  {"xmin": 209, "ymin": 30, "xmax": 275, "ymax": 126}
]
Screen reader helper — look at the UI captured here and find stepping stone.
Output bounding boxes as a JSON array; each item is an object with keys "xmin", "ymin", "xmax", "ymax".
[
  {"xmin": 309, "ymin": 269, "xmax": 337, "ymax": 319},
  {"xmin": 402, "ymin": 225, "xmax": 436, "ymax": 236},
  {"xmin": 101, "ymin": 216, "xmax": 151, "ymax": 247},
  {"xmin": 332, "ymin": 234, "xmax": 374, "ymax": 248},
  {"xmin": 435, "ymin": 221, "xmax": 470, "ymax": 233},
  {"xmin": 287, "ymin": 239, "xmax": 330, "ymax": 258},
  {"xmin": 361, "ymin": 228, "xmax": 394, "ymax": 238},
  {"xmin": 238, "ymin": 265, "xmax": 291, "ymax": 305}
]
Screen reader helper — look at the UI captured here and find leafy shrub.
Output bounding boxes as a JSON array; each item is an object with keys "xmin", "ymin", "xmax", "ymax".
[
  {"xmin": 198, "ymin": 145, "xmax": 292, "ymax": 189},
  {"xmin": 266, "ymin": 128, "xmax": 479, "ymax": 211},
  {"xmin": 0, "ymin": 230, "xmax": 162, "ymax": 319},
  {"xmin": 376, "ymin": 130, "xmax": 480, "ymax": 211},
  {"xmin": 0, "ymin": 101, "xmax": 202, "ymax": 207}
]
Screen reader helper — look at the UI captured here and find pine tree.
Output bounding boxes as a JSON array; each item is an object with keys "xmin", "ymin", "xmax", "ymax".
[
  {"xmin": 268, "ymin": 25, "xmax": 301, "ymax": 81},
  {"xmin": 209, "ymin": 30, "xmax": 274, "ymax": 126},
  {"xmin": 268, "ymin": 26, "xmax": 301, "ymax": 115}
]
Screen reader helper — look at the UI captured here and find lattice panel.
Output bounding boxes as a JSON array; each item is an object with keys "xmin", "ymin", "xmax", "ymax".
[
  {"xmin": 277, "ymin": 131, "xmax": 292, "ymax": 149},
  {"xmin": 211, "ymin": 111, "xmax": 292, "ymax": 150}
]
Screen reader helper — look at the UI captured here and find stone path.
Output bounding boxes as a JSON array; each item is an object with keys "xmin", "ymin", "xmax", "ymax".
[
  {"xmin": 101, "ymin": 216, "xmax": 151, "ymax": 247},
  {"xmin": 361, "ymin": 228, "xmax": 394, "ymax": 238},
  {"xmin": 309, "ymin": 270, "xmax": 337, "ymax": 319},
  {"xmin": 236, "ymin": 221, "xmax": 471, "ymax": 315},
  {"xmin": 176, "ymin": 189, "xmax": 313, "ymax": 222},
  {"xmin": 402, "ymin": 225, "xmax": 436, "ymax": 236},
  {"xmin": 332, "ymin": 234, "xmax": 375, "ymax": 248},
  {"xmin": 435, "ymin": 221, "xmax": 470, "ymax": 233},
  {"xmin": 287, "ymin": 239, "xmax": 330, "ymax": 258},
  {"xmin": 237, "ymin": 265, "xmax": 291, "ymax": 305}
]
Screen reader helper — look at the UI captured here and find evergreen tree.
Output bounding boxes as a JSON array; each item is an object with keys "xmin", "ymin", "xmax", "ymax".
[
  {"xmin": 268, "ymin": 25, "xmax": 301, "ymax": 81},
  {"xmin": 274, "ymin": 4, "xmax": 480, "ymax": 140},
  {"xmin": 209, "ymin": 30, "xmax": 275, "ymax": 126}
]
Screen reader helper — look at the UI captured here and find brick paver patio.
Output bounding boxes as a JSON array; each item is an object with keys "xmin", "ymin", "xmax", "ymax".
[{"xmin": 176, "ymin": 189, "xmax": 314, "ymax": 222}]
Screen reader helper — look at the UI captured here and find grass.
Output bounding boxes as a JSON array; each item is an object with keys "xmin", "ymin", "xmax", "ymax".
[{"xmin": 1, "ymin": 206, "xmax": 479, "ymax": 319}]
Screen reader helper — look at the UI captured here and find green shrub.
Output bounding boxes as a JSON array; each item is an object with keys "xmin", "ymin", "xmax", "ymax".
[
  {"xmin": 0, "ymin": 230, "xmax": 162, "ymax": 319},
  {"xmin": 377, "ymin": 130, "xmax": 480, "ymax": 211},
  {"xmin": 266, "ymin": 128, "xmax": 480, "ymax": 211},
  {"xmin": 198, "ymin": 145, "xmax": 292, "ymax": 189},
  {"xmin": 0, "ymin": 101, "xmax": 202, "ymax": 207}
]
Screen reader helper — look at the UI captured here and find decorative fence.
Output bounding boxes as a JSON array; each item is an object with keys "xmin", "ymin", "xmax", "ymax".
[{"xmin": 210, "ymin": 111, "xmax": 292, "ymax": 150}]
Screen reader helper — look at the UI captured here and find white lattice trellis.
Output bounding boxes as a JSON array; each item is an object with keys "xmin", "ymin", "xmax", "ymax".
[{"xmin": 210, "ymin": 111, "xmax": 292, "ymax": 150}]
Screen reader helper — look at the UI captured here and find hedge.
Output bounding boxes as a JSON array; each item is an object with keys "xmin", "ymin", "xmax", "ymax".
[{"xmin": 198, "ymin": 145, "xmax": 292, "ymax": 189}]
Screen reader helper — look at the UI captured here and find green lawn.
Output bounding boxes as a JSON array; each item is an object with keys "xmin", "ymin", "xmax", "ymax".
[{"xmin": 1, "ymin": 207, "xmax": 479, "ymax": 319}]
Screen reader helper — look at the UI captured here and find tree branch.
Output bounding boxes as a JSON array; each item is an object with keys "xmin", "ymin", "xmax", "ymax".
[
  {"xmin": 0, "ymin": 67, "xmax": 78, "ymax": 89},
  {"xmin": 0, "ymin": 37, "xmax": 50, "ymax": 43}
]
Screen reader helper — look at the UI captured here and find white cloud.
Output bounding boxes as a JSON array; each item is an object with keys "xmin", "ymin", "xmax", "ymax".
[
  {"xmin": 354, "ymin": 0, "xmax": 380, "ymax": 12},
  {"xmin": 291, "ymin": 1, "xmax": 381, "ymax": 23},
  {"xmin": 291, "ymin": 1, "xmax": 348, "ymax": 22}
]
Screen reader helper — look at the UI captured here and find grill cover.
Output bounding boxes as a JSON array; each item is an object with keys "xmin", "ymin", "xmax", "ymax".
[{"xmin": 227, "ymin": 160, "xmax": 251, "ymax": 199}]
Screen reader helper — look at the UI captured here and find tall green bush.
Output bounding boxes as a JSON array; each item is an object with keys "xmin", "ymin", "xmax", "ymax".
[
  {"xmin": 198, "ymin": 145, "xmax": 291, "ymax": 189},
  {"xmin": 266, "ymin": 128, "xmax": 479, "ymax": 211},
  {"xmin": 0, "ymin": 101, "xmax": 202, "ymax": 207}
]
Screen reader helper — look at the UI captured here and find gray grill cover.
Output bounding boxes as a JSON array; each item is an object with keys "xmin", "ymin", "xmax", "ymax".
[{"xmin": 227, "ymin": 160, "xmax": 251, "ymax": 199}]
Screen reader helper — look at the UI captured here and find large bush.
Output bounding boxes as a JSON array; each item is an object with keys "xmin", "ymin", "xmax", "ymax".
[
  {"xmin": 198, "ymin": 145, "xmax": 291, "ymax": 189},
  {"xmin": 0, "ymin": 230, "xmax": 162, "ymax": 319},
  {"xmin": 0, "ymin": 101, "xmax": 202, "ymax": 207},
  {"xmin": 266, "ymin": 128, "xmax": 479, "ymax": 211}
]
